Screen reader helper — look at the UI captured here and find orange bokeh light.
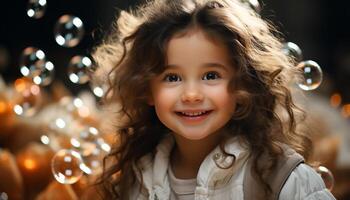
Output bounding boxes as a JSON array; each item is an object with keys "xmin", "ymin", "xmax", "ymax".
[
  {"xmin": 14, "ymin": 78, "xmax": 30, "ymax": 92},
  {"xmin": 330, "ymin": 93, "xmax": 342, "ymax": 108},
  {"xmin": 24, "ymin": 158, "xmax": 37, "ymax": 170},
  {"xmin": 0, "ymin": 101, "xmax": 7, "ymax": 113},
  {"xmin": 341, "ymin": 104, "xmax": 350, "ymax": 118}
]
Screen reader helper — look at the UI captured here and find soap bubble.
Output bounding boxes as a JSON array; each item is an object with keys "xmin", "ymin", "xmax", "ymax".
[
  {"xmin": 80, "ymin": 147, "xmax": 103, "ymax": 174},
  {"xmin": 282, "ymin": 42, "xmax": 303, "ymax": 63},
  {"xmin": 315, "ymin": 166, "xmax": 334, "ymax": 191},
  {"xmin": 19, "ymin": 47, "xmax": 46, "ymax": 78},
  {"xmin": 79, "ymin": 126, "xmax": 99, "ymax": 142},
  {"xmin": 27, "ymin": 0, "xmax": 47, "ymax": 19},
  {"xmin": 51, "ymin": 149, "xmax": 83, "ymax": 184},
  {"xmin": 32, "ymin": 61, "xmax": 55, "ymax": 86},
  {"xmin": 296, "ymin": 60, "xmax": 323, "ymax": 91},
  {"xmin": 12, "ymin": 78, "xmax": 42, "ymax": 117},
  {"xmin": 69, "ymin": 126, "xmax": 110, "ymax": 175},
  {"xmin": 54, "ymin": 15, "xmax": 84, "ymax": 47},
  {"xmin": 242, "ymin": 0, "xmax": 261, "ymax": 13},
  {"xmin": 68, "ymin": 55, "xmax": 92, "ymax": 84},
  {"xmin": 72, "ymin": 126, "xmax": 110, "ymax": 155}
]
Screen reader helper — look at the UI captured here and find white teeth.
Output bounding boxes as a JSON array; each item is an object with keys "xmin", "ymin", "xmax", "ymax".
[{"xmin": 180, "ymin": 111, "xmax": 207, "ymax": 116}]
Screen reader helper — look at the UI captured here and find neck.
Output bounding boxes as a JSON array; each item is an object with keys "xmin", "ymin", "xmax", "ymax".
[{"xmin": 170, "ymin": 130, "xmax": 225, "ymax": 179}]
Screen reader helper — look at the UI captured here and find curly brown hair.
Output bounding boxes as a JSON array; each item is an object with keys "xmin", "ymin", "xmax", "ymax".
[{"xmin": 91, "ymin": 0, "xmax": 312, "ymax": 198}]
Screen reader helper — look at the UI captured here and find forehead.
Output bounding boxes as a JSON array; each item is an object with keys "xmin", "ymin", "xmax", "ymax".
[{"xmin": 165, "ymin": 28, "xmax": 233, "ymax": 68}]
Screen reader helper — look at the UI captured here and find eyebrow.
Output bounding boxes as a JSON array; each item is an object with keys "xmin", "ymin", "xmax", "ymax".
[{"xmin": 165, "ymin": 63, "xmax": 230, "ymax": 72}]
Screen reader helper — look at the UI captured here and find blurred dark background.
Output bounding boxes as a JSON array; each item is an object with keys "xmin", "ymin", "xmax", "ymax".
[
  {"xmin": 0, "ymin": 0, "xmax": 349, "ymax": 99},
  {"xmin": 0, "ymin": 1, "xmax": 350, "ymax": 199}
]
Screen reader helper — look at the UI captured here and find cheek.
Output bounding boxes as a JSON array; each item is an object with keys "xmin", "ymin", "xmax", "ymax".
[
  {"xmin": 152, "ymin": 87, "xmax": 178, "ymax": 110},
  {"xmin": 206, "ymin": 86, "xmax": 236, "ymax": 112}
]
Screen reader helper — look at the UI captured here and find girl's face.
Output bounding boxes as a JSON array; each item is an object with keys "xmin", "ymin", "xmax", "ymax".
[{"xmin": 149, "ymin": 29, "xmax": 236, "ymax": 141}]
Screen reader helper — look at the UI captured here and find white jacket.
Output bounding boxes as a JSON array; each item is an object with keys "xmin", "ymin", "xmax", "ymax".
[{"xmin": 129, "ymin": 134, "xmax": 336, "ymax": 200}]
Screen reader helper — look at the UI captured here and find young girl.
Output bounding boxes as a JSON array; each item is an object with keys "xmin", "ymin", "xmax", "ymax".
[{"xmin": 92, "ymin": 0, "xmax": 336, "ymax": 199}]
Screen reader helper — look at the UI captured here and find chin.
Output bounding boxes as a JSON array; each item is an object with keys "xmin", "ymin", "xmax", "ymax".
[{"xmin": 178, "ymin": 131, "xmax": 211, "ymax": 141}]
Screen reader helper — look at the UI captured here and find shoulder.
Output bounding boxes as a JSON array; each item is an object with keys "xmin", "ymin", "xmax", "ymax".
[{"xmin": 279, "ymin": 163, "xmax": 336, "ymax": 200}]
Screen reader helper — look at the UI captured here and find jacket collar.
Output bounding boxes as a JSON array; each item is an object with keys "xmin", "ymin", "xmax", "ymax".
[{"xmin": 134, "ymin": 133, "xmax": 250, "ymax": 198}]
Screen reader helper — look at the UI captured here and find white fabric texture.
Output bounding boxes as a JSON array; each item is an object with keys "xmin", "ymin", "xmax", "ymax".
[
  {"xmin": 168, "ymin": 166, "xmax": 196, "ymax": 200},
  {"xmin": 129, "ymin": 134, "xmax": 336, "ymax": 200}
]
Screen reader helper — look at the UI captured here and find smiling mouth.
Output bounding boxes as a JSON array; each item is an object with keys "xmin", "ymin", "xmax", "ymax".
[{"xmin": 175, "ymin": 110, "xmax": 213, "ymax": 117}]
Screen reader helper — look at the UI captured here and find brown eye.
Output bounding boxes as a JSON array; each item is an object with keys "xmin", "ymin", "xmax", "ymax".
[
  {"xmin": 164, "ymin": 74, "xmax": 181, "ymax": 82},
  {"xmin": 203, "ymin": 72, "xmax": 220, "ymax": 80}
]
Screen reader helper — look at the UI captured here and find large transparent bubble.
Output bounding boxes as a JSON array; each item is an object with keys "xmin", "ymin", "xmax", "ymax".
[
  {"xmin": 54, "ymin": 15, "xmax": 85, "ymax": 47},
  {"xmin": 67, "ymin": 56, "xmax": 92, "ymax": 84},
  {"xmin": 27, "ymin": 0, "xmax": 47, "ymax": 19},
  {"xmin": 296, "ymin": 60, "xmax": 323, "ymax": 91},
  {"xmin": 19, "ymin": 47, "xmax": 46, "ymax": 78},
  {"xmin": 51, "ymin": 149, "xmax": 83, "ymax": 184}
]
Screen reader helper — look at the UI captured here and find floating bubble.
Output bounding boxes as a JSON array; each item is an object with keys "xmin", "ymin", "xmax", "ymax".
[
  {"xmin": 19, "ymin": 47, "xmax": 46, "ymax": 77},
  {"xmin": 316, "ymin": 166, "xmax": 334, "ymax": 191},
  {"xmin": 68, "ymin": 56, "xmax": 92, "ymax": 84},
  {"xmin": 79, "ymin": 126, "xmax": 99, "ymax": 142},
  {"xmin": 282, "ymin": 42, "xmax": 303, "ymax": 63},
  {"xmin": 12, "ymin": 78, "xmax": 42, "ymax": 117},
  {"xmin": 242, "ymin": 0, "xmax": 261, "ymax": 13},
  {"xmin": 51, "ymin": 149, "xmax": 83, "ymax": 184},
  {"xmin": 296, "ymin": 60, "xmax": 323, "ymax": 91},
  {"xmin": 26, "ymin": 0, "xmax": 47, "ymax": 19},
  {"xmin": 74, "ymin": 126, "xmax": 101, "ymax": 156},
  {"xmin": 80, "ymin": 147, "xmax": 103, "ymax": 174},
  {"xmin": 54, "ymin": 15, "xmax": 84, "ymax": 47},
  {"xmin": 32, "ymin": 61, "xmax": 55, "ymax": 86},
  {"xmin": 71, "ymin": 126, "xmax": 111, "ymax": 158}
]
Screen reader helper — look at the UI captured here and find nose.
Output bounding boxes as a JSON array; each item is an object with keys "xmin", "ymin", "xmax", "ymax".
[{"xmin": 181, "ymin": 82, "xmax": 204, "ymax": 103}]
